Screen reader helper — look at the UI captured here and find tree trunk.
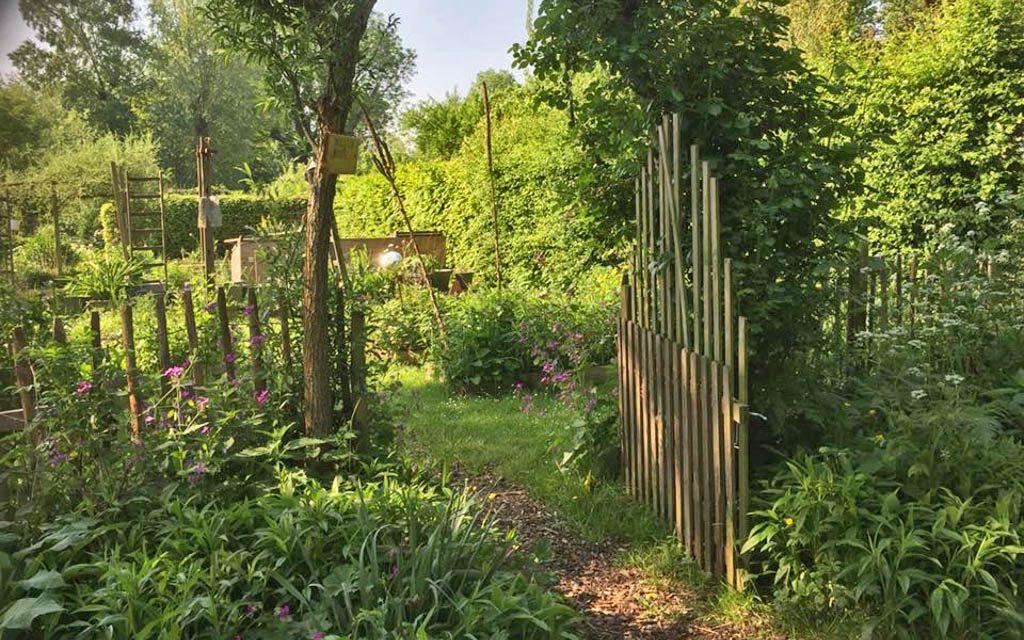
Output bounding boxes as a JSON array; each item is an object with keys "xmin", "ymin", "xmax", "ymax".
[{"xmin": 301, "ymin": 0, "xmax": 376, "ymax": 436}]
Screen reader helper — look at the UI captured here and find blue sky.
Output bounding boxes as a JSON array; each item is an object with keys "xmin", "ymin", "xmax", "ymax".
[{"xmin": 0, "ymin": 0, "xmax": 532, "ymax": 104}]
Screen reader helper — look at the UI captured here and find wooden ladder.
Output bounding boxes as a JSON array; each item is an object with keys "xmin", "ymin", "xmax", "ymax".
[{"xmin": 113, "ymin": 166, "xmax": 168, "ymax": 283}]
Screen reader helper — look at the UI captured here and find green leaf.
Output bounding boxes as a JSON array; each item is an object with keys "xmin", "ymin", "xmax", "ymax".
[
  {"xmin": 0, "ymin": 594, "xmax": 64, "ymax": 630},
  {"xmin": 16, "ymin": 570, "xmax": 65, "ymax": 591}
]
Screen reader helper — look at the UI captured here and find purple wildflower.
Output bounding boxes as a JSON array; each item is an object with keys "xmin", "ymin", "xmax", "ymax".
[
  {"xmin": 521, "ymin": 393, "xmax": 534, "ymax": 414},
  {"xmin": 74, "ymin": 380, "xmax": 92, "ymax": 395},
  {"xmin": 204, "ymin": 301, "xmax": 216, "ymax": 312},
  {"xmin": 199, "ymin": 425, "xmax": 210, "ymax": 435},
  {"xmin": 552, "ymin": 371, "xmax": 571, "ymax": 384},
  {"xmin": 276, "ymin": 604, "xmax": 290, "ymax": 619},
  {"xmin": 243, "ymin": 603, "xmax": 257, "ymax": 615},
  {"xmin": 546, "ymin": 340, "xmax": 559, "ymax": 350},
  {"xmin": 163, "ymin": 365, "xmax": 185, "ymax": 379},
  {"xmin": 391, "ymin": 564, "xmax": 399, "ymax": 577},
  {"xmin": 312, "ymin": 633, "xmax": 326, "ymax": 640},
  {"xmin": 195, "ymin": 396, "xmax": 209, "ymax": 410},
  {"xmin": 188, "ymin": 462, "xmax": 206, "ymax": 483},
  {"xmin": 255, "ymin": 388, "xmax": 269, "ymax": 406},
  {"xmin": 243, "ymin": 304, "xmax": 255, "ymax": 316},
  {"xmin": 224, "ymin": 352, "xmax": 235, "ymax": 364},
  {"xmin": 248, "ymin": 333, "xmax": 266, "ymax": 348},
  {"xmin": 541, "ymin": 361, "xmax": 556, "ymax": 374},
  {"xmin": 49, "ymin": 448, "xmax": 69, "ymax": 465}
]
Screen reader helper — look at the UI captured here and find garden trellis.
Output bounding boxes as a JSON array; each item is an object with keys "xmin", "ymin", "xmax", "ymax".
[{"xmin": 617, "ymin": 115, "xmax": 750, "ymax": 588}]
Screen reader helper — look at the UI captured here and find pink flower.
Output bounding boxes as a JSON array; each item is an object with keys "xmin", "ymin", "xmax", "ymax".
[
  {"xmin": 248, "ymin": 333, "xmax": 266, "ymax": 348},
  {"xmin": 224, "ymin": 352, "xmax": 235, "ymax": 364},
  {"xmin": 255, "ymin": 388, "xmax": 269, "ymax": 406},
  {"xmin": 276, "ymin": 603, "xmax": 290, "ymax": 619},
  {"xmin": 243, "ymin": 304, "xmax": 255, "ymax": 315},
  {"xmin": 199, "ymin": 425, "xmax": 210, "ymax": 435},
  {"xmin": 74, "ymin": 380, "xmax": 92, "ymax": 395},
  {"xmin": 312, "ymin": 633, "xmax": 326, "ymax": 640},
  {"xmin": 196, "ymin": 396, "xmax": 209, "ymax": 410},
  {"xmin": 163, "ymin": 365, "xmax": 185, "ymax": 379}
]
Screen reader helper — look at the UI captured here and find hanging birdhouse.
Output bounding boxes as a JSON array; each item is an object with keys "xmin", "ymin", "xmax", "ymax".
[{"xmin": 324, "ymin": 134, "xmax": 360, "ymax": 175}]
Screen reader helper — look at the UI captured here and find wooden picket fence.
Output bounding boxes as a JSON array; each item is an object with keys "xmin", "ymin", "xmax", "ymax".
[
  {"xmin": 617, "ymin": 115, "xmax": 750, "ymax": 588},
  {"xmin": 2, "ymin": 283, "xmax": 369, "ymax": 441}
]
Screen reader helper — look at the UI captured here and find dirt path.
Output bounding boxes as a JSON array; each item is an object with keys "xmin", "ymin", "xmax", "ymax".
[{"xmin": 456, "ymin": 471, "xmax": 777, "ymax": 640}]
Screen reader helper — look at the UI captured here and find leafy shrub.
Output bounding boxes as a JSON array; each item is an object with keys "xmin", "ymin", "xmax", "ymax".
[
  {"xmin": 62, "ymin": 250, "xmax": 147, "ymax": 303},
  {"xmin": 432, "ymin": 280, "xmax": 618, "ymax": 394},
  {"xmin": 747, "ymin": 235, "xmax": 1024, "ymax": 638},
  {"xmin": 0, "ymin": 472, "xmax": 578, "ymax": 638},
  {"xmin": 372, "ymin": 286, "xmax": 436, "ymax": 360}
]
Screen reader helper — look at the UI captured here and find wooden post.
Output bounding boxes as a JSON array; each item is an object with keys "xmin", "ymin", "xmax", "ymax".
[
  {"xmin": 51, "ymin": 317, "xmax": 66, "ymax": 344},
  {"xmin": 196, "ymin": 138, "xmax": 216, "ymax": 285},
  {"xmin": 154, "ymin": 293, "xmax": 172, "ymax": 394},
  {"xmin": 909, "ymin": 253, "xmax": 918, "ymax": 336},
  {"xmin": 722, "ymin": 364, "xmax": 736, "ymax": 586},
  {"xmin": 335, "ymin": 284, "xmax": 352, "ymax": 415},
  {"xmin": 51, "ymin": 182, "xmax": 61, "ymax": 277},
  {"xmin": 878, "ymin": 254, "xmax": 888, "ymax": 332},
  {"xmin": 216, "ymin": 286, "xmax": 236, "ymax": 382},
  {"xmin": 121, "ymin": 303, "xmax": 142, "ymax": 444},
  {"xmin": 619, "ymin": 280, "xmax": 631, "ymax": 483},
  {"xmin": 350, "ymin": 307, "xmax": 369, "ymax": 446},
  {"xmin": 737, "ymin": 317, "xmax": 750, "ymax": 543},
  {"xmin": 701, "ymin": 162, "xmax": 712, "ymax": 357},
  {"xmin": 181, "ymin": 283, "xmax": 203, "ymax": 387},
  {"xmin": 481, "ymin": 81, "xmax": 503, "ymax": 291},
  {"xmin": 12, "ymin": 327, "xmax": 35, "ymax": 425},
  {"xmin": 847, "ymin": 239, "xmax": 868, "ymax": 344},
  {"xmin": 895, "ymin": 253, "xmax": 903, "ymax": 326},
  {"xmin": 90, "ymin": 311, "xmax": 102, "ymax": 376},
  {"xmin": 246, "ymin": 287, "xmax": 266, "ymax": 393}
]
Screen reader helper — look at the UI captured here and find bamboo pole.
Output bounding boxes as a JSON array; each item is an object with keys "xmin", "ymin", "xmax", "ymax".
[
  {"xmin": 481, "ymin": 81, "xmax": 503, "ymax": 290},
  {"xmin": 182, "ymin": 283, "xmax": 203, "ymax": 387},
  {"xmin": 691, "ymin": 147, "xmax": 702, "ymax": 354},
  {"xmin": 363, "ymin": 108, "xmax": 448, "ymax": 349},
  {"xmin": 689, "ymin": 350, "xmax": 702, "ymax": 560},
  {"xmin": 121, "ymin": 303, "xmax": 142, "ymax": 444},
  {"xmin": 701, "ymin": 162, "xmax": 711, "ymax": 357},
  {"xmin": 722, "ymin": 364, "xmax": 736, "ymax": 586},
  {"xmin": 737, "ymin": 317, "xmax": 750, "ymax": 543}
]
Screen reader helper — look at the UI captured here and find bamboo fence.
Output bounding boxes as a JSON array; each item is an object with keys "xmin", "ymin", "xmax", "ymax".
[{"xmin": 617, "ymin": 115, "xmax": 749, "ymax": 588}]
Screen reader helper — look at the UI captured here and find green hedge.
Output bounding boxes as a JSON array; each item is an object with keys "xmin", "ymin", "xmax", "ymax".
[{"xmin": 101, "ymin": 193, "xmax": 305, "ymax": 257}]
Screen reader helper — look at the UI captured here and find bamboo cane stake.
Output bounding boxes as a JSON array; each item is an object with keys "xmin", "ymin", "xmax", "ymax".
[
  {"xmin": 363, "ymin": 107, "xmax": 448, "ymax": 349},
  {"xmin": 691, "ymin": 147, "xmax": 701, "ymax": 354},
  {"xmin": 481, "ymin": 81, "xmax": 503, "ymax": 291}
]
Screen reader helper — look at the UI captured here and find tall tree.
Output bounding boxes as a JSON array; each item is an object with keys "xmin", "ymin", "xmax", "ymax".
[
  {"xmin": 137, "ymin": 0, "xmax": 279, "ymax": 187},
  {"xmin": 10, "ymin": 0, "xmax": 149, "ymax": 134},
  {"xmin": 206, "ymin": 0, "xmax": 377, "ymax": 435}
]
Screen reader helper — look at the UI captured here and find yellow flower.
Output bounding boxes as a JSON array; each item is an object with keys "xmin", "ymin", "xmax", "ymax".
[
  {"xmin": 873, "ymin": 433, "xmax": 885, "ymax": 444},
  {"xmin": 784, "ymin": 516, "xmax": 794, "ymax": 527},
  {"xmin": 868, "ymin": 409, "xmax": 878, "ymax": 417},
  {"xmin": 487, "ymin": 492, "xmax": 498, "ymax": 501}
]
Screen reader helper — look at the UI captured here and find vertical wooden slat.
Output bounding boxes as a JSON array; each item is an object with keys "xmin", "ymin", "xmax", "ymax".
[
  {"xmin": 699, "ymin": 355, "xmax": 713, "ymax": 571},
  {"xmin": 216, "ymin": 286, "xmax": 236, "ymax": 383},
  {"xmin": 638, "ymin": 324, "xmax": 650, "ymax": 504},
  {"xmin": 121, "ymin": 303, "xmax": 142, "ymax": 444},
  {"xmin": 648, "ymin": 329, "xmax": 661, "ymax": 513},
  {"xmin": 879, "ymin": 254, "xmax": 889, "ymax": 332},
  {"xmin": 618, "ymin": 283, "xmax": 631, "ymax": 484},
  {"xmin": 701, "ymin": 162, "xmax": 711, "ymax": 357},
  {"xmin": 710, "ymin": 177, "xmax": 722, "ymax": 363},
  {"xmin": 722, "ymin": 364, "xmax": 737, "ymax": 586},
  {"xmin": 351, "ymin": 307, "xmax": 369, "ymax": 444},
  {"xmin": 690, "ymin": 146, "xmax": 701, "ymax": 354},
  {"xmin": 681, "ymin": 349, "xmax": 693, "ymax": 554},
  {"xmin": 662, "ymin": 335, "xmax": 674, "ymax": 525},
  {"xmin": 737, "ymin": 317, "xmax": 750, "ymax": 544},
  {"xmin": 630, "ymin": 321, "xmax": 642, "ymax": 497},
  {"xmin": 673, "ymin": 343, "xmax": 685, "ymax": 543},
  {"xmin": 895, "ymin": 253, "xmax": 903, "ymax": 326},
  {"xmin": 848, "ymin": 239, "xmax": 868, "ymax": 344},
  {"xmin": 154, "ymin": 293, "xmax": 171, "ymax": 394},
  {"xmin": 689, "ymin": 350, "xmax": 702, "ymax": 561},
  {"xmin": 646, "ymin": 150, "xmax": 656, "ymax": 330},
  {"xmin": 711, "ymin": 361, "xmax": 724, "ymax": 576},
  {"xmin": 724, "ymin": 259, "xmax": 734, "ymax": 378},
  {"xmin": 909, "ymin": 253, "xmax": 918, "ymax": 336},
  {"xmin": 182, "ymin": 283, "xmax": 203, "ymax": 387}
]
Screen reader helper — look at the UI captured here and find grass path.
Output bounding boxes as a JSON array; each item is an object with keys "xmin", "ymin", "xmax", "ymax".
[{"xmin": 390, "ymin": 366, "xmax": 795, "ymax": 639}]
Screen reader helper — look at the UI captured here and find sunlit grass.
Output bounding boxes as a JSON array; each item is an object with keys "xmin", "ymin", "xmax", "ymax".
[{"xmin": 391, "ymin": 364, "xmax": 857, "ymax": 639}]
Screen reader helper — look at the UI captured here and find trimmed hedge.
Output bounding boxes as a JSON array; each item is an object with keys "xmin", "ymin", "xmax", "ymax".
[{"xmin": 101, "ymin": 194, "xmax": 305, "ymax": 257}]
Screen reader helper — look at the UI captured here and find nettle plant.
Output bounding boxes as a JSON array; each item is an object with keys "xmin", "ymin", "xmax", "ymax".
[{"xmin": 745, "ymin": 232, "xmax": 1024, "ymax": 638}]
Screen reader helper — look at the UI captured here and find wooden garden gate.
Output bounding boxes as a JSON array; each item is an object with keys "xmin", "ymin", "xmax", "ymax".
[{"xmin": 617, "ymin": 115, "xmax": 750, "ymax": 588}]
